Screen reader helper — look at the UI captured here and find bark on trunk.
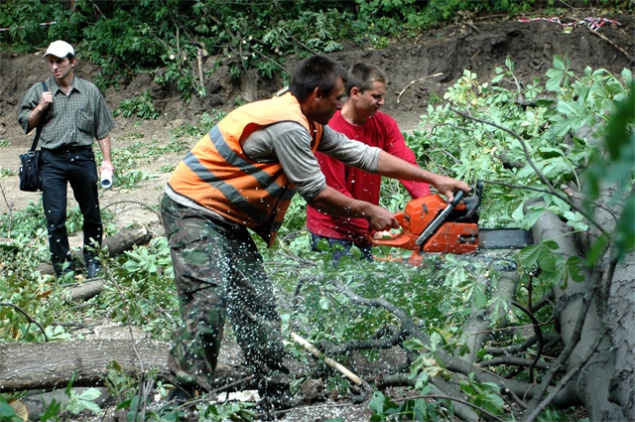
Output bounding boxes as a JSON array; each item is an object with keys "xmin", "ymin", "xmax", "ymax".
[
  {"xmin": 0, "ymin": 339, "xmax": 169, "ymax": 392},
  {"xmin": 0, "ymin": 338, "xmax": 248, "ymax": 393},
  {"xmin": 607, "ymin": 253, "xmax": 635, "ymax": 419},
  {"xmin": 35, "ymin": 227, "xmax": 155, "ymax": 275},
  {"xmin": 525, "ymin": 197, "xmax": 630, "ymax": 421},
  {"xmin": 66, "ymin": 278, "xmax": 105, "ymax": 301}
]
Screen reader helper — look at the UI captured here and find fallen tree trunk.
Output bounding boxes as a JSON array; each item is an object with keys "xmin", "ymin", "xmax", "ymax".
[
  {"xmin": 101, "ymin": 226, "xmax": 157, "ymax": 256},
  {"xmin": 0, "ymin": 339, "xmax": 169, "ymax": 392},
  {"xmin": 66, "ymin": 278, "xmax": 105, "ymax": 301},
  {"xmin": 35, "ymin": 226, "xmax": 155, "ymax": 276},
  {"xmin": 0, "ymin": 338, "xmax": 248, "ymax": 393},
  {"xmin": 522, "ymin": 193, "xmax": 632, "ymax": 421}
]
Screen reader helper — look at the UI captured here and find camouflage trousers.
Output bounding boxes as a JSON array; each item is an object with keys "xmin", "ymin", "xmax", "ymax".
[{"xmin": 160, "ymin": 194, "xmax": 290, "ymax": 394}]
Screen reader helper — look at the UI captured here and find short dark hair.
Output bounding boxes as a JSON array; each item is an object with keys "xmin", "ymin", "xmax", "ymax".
[
  {"xmin": 289, "ymin": 55, "xmax": 348, "ymax": 102},
  {"xmin": 346, "ymin": 63, "xmax": 386, "ymax": 95}
]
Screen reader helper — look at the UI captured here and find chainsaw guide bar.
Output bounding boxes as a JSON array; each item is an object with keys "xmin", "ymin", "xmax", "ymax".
[{"xmin": 478, "ymin": 228, "xmax": 534, "ymax": 249}]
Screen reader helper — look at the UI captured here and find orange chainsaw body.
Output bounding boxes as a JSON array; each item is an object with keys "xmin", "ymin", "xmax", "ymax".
[{"xmin": 370, "ymin": 194, "xmax": 479, "ymax": 263}]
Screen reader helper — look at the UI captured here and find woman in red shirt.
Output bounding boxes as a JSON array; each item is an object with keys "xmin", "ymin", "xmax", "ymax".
[{"xmin": 306, "ymin": 63, "xmax": 430, "ymax": 264}]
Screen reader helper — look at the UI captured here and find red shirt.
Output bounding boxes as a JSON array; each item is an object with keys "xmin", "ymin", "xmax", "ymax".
[{"xmin": 306, "ymin": 110, "xmax": 430, "ymax": 244}]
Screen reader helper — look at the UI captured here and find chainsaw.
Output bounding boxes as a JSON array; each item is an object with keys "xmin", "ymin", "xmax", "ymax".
[{"xmin": 369, "ymin": 181, "xmax": 533, "ymax": 265}]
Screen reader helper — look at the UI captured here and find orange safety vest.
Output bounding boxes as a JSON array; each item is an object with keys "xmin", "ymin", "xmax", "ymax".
[{"xmin": 168, "ymin": 93, "xmax": 323, "ymax": 246}]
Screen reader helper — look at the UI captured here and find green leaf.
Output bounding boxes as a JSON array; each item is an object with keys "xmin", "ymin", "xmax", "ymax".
[
  {"xmin": 77, "ymin": 388, "xmax": 103, "ymax": 401},
  {"xmin": 403, "ymin": 337, "xmax": 425, "ymax": 351},
  {"xmin": 370, "ymin": 391, "xmax": 398, "ymax": 415},
  {"xmin": 566, "ymin": 256, "xmax": 586, "ymax": 282},
  {"xmin": 478, "ymin": 390, "xmax": 505, "ymax": 414},
  {"xmin": 319, "ymin": 296, "xmax": 330, "ymax": 310},
  {"xmin": 553, "ymin": 55, "xmax": 565, "ymax": 71},
  {"xmin": 546, "ymin": 68, "xmax": 564, "ymax": 91},
  {"xmin": 518, "ymin": 244, "xmax": 543, "ymax": 267},
  {"xmin": 414, "ymin": 398, "xmax": 428, "ymax": 419},
  {"xmin": 473, "ymin": 287, "xmax": 488, "ymax": 309},
  {"xmin": 537, "ymin": 249, "xmax": 558, "ymax": 273},
  {"xmin": 0, "ymin": 401, "xmax": 16, "ymax": 418},
  {"xmin": 536, "ymin": 98, "xmax": 557, "ymax": 107}
]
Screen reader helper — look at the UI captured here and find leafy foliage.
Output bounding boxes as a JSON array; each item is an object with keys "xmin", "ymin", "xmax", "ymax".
[
  {"xmin": 582, "ymin": 79, "xmax": 635, "ymax": 261},
  {"xmin": 3, "ymin": 0, "xmax": 632, "ymax": 99},
  {"xmin": 409, "ymin": 55, "xmax": 631, "ymax": 236},
  {"xmin": 113, "ymin": 90, "xmax": 159, "ymax": 120},
  {"xmin": 369, "ymin": 388, "xmax": 450, "ymax": 421}
]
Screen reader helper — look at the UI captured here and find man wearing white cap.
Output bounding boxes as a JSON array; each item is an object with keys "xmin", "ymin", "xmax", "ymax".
[{"xmin": 18, "ymin": 40, "xmax": 116, "ymax": 279}]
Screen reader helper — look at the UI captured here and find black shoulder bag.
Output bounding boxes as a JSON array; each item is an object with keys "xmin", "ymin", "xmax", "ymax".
[{"xmin": 19, "ymin": 82, "xmax": 48, "ymax": 192}]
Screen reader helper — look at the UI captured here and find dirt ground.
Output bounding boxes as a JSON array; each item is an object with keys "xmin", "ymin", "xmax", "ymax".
[{"xmin": 0, "ymin": 10, "xmax": 633, "ymax": 421}]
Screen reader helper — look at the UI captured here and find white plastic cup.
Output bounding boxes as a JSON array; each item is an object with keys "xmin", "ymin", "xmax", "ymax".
[{"xmin": 100, "ymin": 168, "xmax": 113, "ymax": 188}]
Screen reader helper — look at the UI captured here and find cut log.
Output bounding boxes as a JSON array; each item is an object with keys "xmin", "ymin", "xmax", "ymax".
[
  {"xmin": 35, "ymin": 227, "xmax": 155, "ymax": 276},
  {"xmin": 290, "ymin": 332, "xmax": 364, "ymax": 386},
  {"xmin": 66, "ymin": 278, "xmax": 105, "ymax": 301},
  {"xmin": 0, "ymin": 338, "xmax": 249, "ymax": 393},
  {"xmin": 0, "ymin": 339, "xmax": 169, "ymax": 392},
  {"xmin": 101, "ymin": 226, "xmax": 157, "ymax": 257}
]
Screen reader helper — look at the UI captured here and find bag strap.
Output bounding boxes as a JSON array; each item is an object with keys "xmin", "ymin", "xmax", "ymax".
[{"xmin": 29, "ymin": 81, "xmax": 49, "ymax": 152}]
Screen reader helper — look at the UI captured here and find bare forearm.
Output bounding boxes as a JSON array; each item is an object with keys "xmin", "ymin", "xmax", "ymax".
[
  {"xmin": 377, "ymin": 151, "xmax": 438, "ymax": 183},
  {"xmin": 97, "ymin": 136, "xmax": 114, "ymax": 172},
  {"xmin": 309, "ymin": 186, "xmax": 374, "ymax": 218},
  {"xmin": 308, "ymin": 186, "xmax": 398, "ymax": 231},
  {"xmin": 376, "ymin": 151, "xmax": 470, "ymax": 201}
]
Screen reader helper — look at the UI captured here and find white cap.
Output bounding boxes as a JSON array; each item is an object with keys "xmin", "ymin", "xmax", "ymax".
[{"xmin": 43, "ymin": 40, "xmax": 75, "ymax": 58}]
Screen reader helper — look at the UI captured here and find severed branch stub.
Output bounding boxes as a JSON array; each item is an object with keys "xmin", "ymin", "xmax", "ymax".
[
  {"xmin": 290, "ymin": 332, "xmax": 373, "ymax": 402},
  {"xmin": 291, "ymin": 333, "xmax": 372, "ymax": 402},
  {"xmin": 397, "ymin": 72, "xmax": 443, "ymax": 104},
  {"xmin": 290, "ymin": 332, "xmax": 364, "ymax": 386}
]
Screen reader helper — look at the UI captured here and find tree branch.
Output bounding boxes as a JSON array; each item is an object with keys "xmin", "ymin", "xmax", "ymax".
[
  {"xmin": 450, "ymin": 107, "xmax": 554, "ymax": 190},
  {"xmin": 511, "ymin": 300, "xmax": 544, "ymax": 383},
  {"xmin": 481, "ymin": 178, "xmax": 610, "ymax": 238},
  {"xmin": 479, "ymin": 356, "xmax": 553, "ymax": 371},
  {"xmin": 0, "ymin": 302, "xmax": 48, "ymax": 341}
]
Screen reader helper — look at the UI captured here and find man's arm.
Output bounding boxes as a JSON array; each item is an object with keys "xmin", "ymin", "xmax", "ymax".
[
  {"xmin": 314, "ymin": 151, "xmax": 352, "ymax": 197},
  {"xmin": 308, "ymin": 185, "xmax": 399, "ymax": 231},
  {"xmin": 96, "ymin": 136, "xmax": 114, "ymax": 174},
  {"xmin": 307, "ymin": 152, "xmax": 470, "ymax": 232},
  {"xmin": 92, "ymin": 84, "xmax": 116, "ymax": 175},
  {"xmin": 376, "ymin": 151, "xmax": 470, "ymax": 202},
  {"xmin": 25, "ymin": 90, "xmax": 53, "ymax": 133}
]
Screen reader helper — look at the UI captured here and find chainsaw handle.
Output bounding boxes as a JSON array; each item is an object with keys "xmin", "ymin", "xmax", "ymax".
[
  {"xmin": 368, "ymin": 212, "xmax": 416, "ymax": 248},
  {"xmin": 415, "ymin": 189, "xmax": 465, "ymax": 246},
  {"xmin": 450, "ymin": 189, "xmax": 465, "ymax": 207}
]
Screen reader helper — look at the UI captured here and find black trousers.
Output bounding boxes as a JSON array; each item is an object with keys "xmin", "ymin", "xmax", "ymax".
[{"xmin": 40, "ymin": 146, "xmax": 102, "ymax": 275}]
